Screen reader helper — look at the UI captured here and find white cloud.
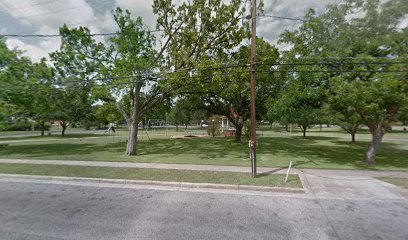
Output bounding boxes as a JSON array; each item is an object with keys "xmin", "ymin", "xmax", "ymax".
[
  {"xmin": 258, "ymin": 0, "xmax": 336, "ymax": 44},
  {"xmin": 115, "ymin": 0, "xmax": 156, "ymax": 27},
  {"xmin": 6, "ymin": 38, "xmax": 58, "ymax": 61},
  {"xmin": 397, "ymin": 15, "xmax": 408, "ymax": 29},
  {"xmin": 1, "ymin": 0, "xmax": 95, "ymax": 28},
  {"xmin": 1, "ymin": 0, "xmax": 337, "ymax": 61}
]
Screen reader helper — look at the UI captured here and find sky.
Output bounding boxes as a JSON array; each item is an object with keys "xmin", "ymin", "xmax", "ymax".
[{"xmin": 0, "ymin": 0, "xmax": 337, "ymax": 61}]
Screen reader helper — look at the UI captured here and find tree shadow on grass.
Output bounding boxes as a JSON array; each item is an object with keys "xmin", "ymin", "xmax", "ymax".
[
  {"xmin": 0, "ymin": 133, "xmax": 106, "ymax": 142},
  {"xmin": 137, "ymin": 138, "xmax": 247, "ymax": 160},
  {"xmin": 257, "ymin": 167, "xmax": 286, "ymax": 177},
  {"xmin": 1, "ymin": 136, "xmax": 407, "ymax": 170},
  {"xmin": 258, "ymin": 136, "xmax": 408, "ymax": 170},
  {"xmin": 0, "ymin": 138, "xmax": 246, "ymax": 163},
  {"xmin": 0, "ymin": 143, "xmax": 101, "ymax": 159}
]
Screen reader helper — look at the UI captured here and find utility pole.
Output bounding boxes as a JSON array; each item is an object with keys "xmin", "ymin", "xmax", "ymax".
[{"xmin": 250, "ymin": 0, "xmax": 257, "ymax": 177}]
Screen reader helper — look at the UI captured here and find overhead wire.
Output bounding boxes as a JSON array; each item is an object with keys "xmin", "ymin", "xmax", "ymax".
[
  {"xmin": 256, "ymin": 61, "xmax": 408, "ymax": 66},
  {"xmin": 48, "ymin": 69, "xmax": 253, "ymax": 88},
  {"xmin": 0, "ymin": 0, "xmax": 114, "ymax": 25},
  {"xmin": 0, "ymin": 0, "xmax": 63, "ymax": 14},
  {"xmin": 0, "ymin": 4, "xmax": 91, "ymax": 25},
  {"xmin": 258, "ymin": 14, "xmax": 308, "ymax": 22},
  {"xmin": 33, "ymin": 62, "xmax": 406, "ymax": 88},
  {"xmin": 0, "ymin": 7, "xmax": 311, "ymax": 39},
  {"xmin": 48, "ymin": 60, "xmax": 407, "ymax": 83}
]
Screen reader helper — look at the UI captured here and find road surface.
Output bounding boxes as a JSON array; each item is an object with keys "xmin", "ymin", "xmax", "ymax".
[{"xmin": 0, "ymin": 179, "xmax": 407, "ymax": 240}]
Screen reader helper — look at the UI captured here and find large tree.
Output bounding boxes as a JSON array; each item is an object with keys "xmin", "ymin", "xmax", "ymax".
[
  {"xmin": 278, "ymin": 0, "xmax": 408, "ymax": 164},
  {"xmin": 152, "ymin": 0, "xmax": 248, "ymax": 71},
  {"xmin": 0, "ymin": 38, "xmax": 19, "ymax": 129},
  {"xmin": 179, "ymin": 37, "xmax": 279, "ymax": 143},
  {"xmin": 152, "ymin": 0, "xmax": 252, "ymax": 143},
  {"xmin": 26, "ymin": 60, "xmax": 56, "ymax": 136},
  {"xmin": 168, "ymin": 96, "xmax": 206, "ymax": 131},
  {"xmin": 92, "ymin": 102, "xmax": 123, "ymax": 129},
  {"xmin": 51, "ymin": 8, "xmax": 160, "ymax": 152},
  {"xmin": 267, "ymin": 70, "xmax": 326, "ymax": 138},
  {"xmin": 0, "ymin": 38, "xmax": 60, "ymax": 136},
  {"xmin": 51, "ymin": 1, "xmax": 249, "ymax": 155},
  {"xmin": 0, "ymin": 37, "xmax": 32, "ymax": 120}
]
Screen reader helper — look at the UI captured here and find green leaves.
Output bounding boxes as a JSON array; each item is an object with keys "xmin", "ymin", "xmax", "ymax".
[{"xmin": 153, "ymin": 0, "xmax": 247, "ymax": 70}]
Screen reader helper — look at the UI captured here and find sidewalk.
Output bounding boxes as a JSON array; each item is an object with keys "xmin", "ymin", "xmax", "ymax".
[
  {"xmin": 1, "ymin": 158, "xmax": 407, "ymax": 177},
  {"xmin": 0, "ymin": 158, "xmax": 407, "ymax": 200}
]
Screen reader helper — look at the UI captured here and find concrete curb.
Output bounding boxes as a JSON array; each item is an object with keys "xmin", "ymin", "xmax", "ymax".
[{"xmin": 0, "ymin": 173, "xmax": 305, "ymax": 194}]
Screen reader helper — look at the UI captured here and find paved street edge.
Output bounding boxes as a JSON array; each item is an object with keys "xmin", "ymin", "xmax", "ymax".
[{"xmin": 0, "ymin": 173, "xmax": 305, "ymax": 193}]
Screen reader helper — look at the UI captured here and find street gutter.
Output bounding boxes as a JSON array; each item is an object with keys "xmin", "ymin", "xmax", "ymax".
[{"xmin": 0, "ymin": 173, "xmax": 305, "ymax": 194}]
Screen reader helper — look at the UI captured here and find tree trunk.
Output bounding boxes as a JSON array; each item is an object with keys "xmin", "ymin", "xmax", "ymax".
[
  {"xmin": 126, "ymin": 119, "xmax": 139, "ymax": 156},
  {"xmin": 61, "ymin": 126, "xmax": 67, "ymax": 136},
  {"xmin": 59, "ymin": 120, "xmax": 68, "ymax": 136},
  {"xmin": 176, "ymin": 124, "xmax": 179, "ymax": 132},
  {"xmin": 40, "ymin": 121, "xmax": 45, "ymax": 137},
  {"xmin": 301, "ymin": 125, "xmax": 307, "ymax": 138},
  {"xmin": 351, "ymin": 133, "xmax": 356, "ymax": 143},
  {"xmin": 365, "ymin": 125, "xmax": 385, "ymax": 164},
  {"xmin": 234, "ymin": 124, "xmax": 243, "ymax": 143}
]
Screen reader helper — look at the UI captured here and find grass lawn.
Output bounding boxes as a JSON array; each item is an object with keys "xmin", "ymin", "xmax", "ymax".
[
  {"xmin": 377, "ymin": 177, "xmax": 408, "ymax": 189},
  {"xmin": 0, "ymin": 163, "xmax": 302, "ymax": 188},
  {"xmin": 0, "ymin": 133, "xmax": 104, "ymax": 142},
  {"xmin": 0, "ymin": 129, "xmax": 407, "ymax": 171}
]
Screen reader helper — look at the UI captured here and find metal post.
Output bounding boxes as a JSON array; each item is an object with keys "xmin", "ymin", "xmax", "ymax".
[
  {"xmin": 250, "ymin": 0, "xmax": 257, "ymax": 177},
  {"xmin": 212, "ymin": 119, "xmax": 215, "ymax": 138},
  {"xmin": 165, "ymin": 112, "xmax": 168, "ymax": 137}
]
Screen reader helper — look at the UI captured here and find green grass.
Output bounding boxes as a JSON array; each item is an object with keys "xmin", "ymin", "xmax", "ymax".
[
  {"xmin": 0, "ymin": 163, "xmax": 302, "ymax": 188},
  {"xmin": 377, "ymin": 177, "xmax": 408, "ymax": 189},
  {"xmin": 0, "ymin": 131, "xmax": 407, "ymax": 171},
  {"xmin": 0, "ymin": 133, "xmax": 105, "ymax": 141}
]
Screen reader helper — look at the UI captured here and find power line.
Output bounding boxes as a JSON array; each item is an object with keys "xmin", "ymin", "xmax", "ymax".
[
  {"xmin": 258, "ymin": 70, "xmax": 406, "ymax": 73},
  {"xmin": 257, "ymin": 61, "xmax": 408, "ymax": 66},
  {"xmin": 0, "ymin": 0, "xmax": 115, "ymax": 24},
  {"xmin": 0, "ymin": 29, "xmax": 164, "ymax": 38},
  {"xmin": 256, "ymin": 56, "xmax": 408, "ymax": 63},
  {"xmin": 0, "ymin": 11, "xmax": 311, "ymax": 39},
  {"xmin": 0, "ymin": 3, "xmax": 91, "ymax": 26},
  {"xmin": 48, "ymin": 69, "xmax": 252, "ymax": 87},
  {"xmin": 10, "ymin": 60, "xmax": 407, "ymax": 88},
  {"xmin": 2, "ymin": 33, "xmax": 115, "ymax": 38},
  {"xmin": 258, "ymin": 14, "xmax": 307, "ymax": 22},
  {"xmin": 0, "ymin": 0, "xmax": 63, "ymax": 14},
  {"xmin": 47, "ymin": 68, "xmax": 406, "ymax": 88}
]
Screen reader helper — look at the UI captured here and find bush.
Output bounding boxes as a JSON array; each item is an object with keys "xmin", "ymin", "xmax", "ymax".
[
  {"xmin": 3, "ymin": 121, "xmax": 51, "ymax": 131},
  {"xmin": 4, "ymin": 121, "xmax": 32, "ymax": 131},
  {"xmin": 33, "ymin": 123, "xmax": 51, "ymax": 131},
  {"xmin": 207, "ymin": 115, "xmax": 221, "ymax": 137}
]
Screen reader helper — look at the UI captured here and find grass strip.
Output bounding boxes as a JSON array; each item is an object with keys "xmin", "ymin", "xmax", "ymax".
[
  {"xmin": 0, "ymin": 163, "xmax": 302, "ymax": 188},
  {"xmin": 377, "ymin": 177, "xmax": 408, "ymax": 189},
  {"xmin": 1, "ymin": 134, "xmax": 407, "ymax": 171}
]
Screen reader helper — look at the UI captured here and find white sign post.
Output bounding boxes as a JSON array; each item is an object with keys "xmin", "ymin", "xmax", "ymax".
[{"xmin": 285, "ymin": 161, "xmax": 293, "ymax": 183}]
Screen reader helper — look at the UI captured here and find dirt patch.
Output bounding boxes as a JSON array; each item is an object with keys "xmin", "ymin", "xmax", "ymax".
[{"xmin": 170, "ymin": 134, "xmax": 209, "ymax": 139}]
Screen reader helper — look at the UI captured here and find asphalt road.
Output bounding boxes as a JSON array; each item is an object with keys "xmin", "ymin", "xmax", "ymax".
[{"xmin": 0, "ymin": 180, "xmax": 407, "ymax": 240}]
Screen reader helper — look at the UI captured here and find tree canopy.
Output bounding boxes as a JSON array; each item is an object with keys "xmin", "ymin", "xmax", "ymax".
[{"xmin": 274, "ymin": 0, "xmax": 408, "ymax": 163}]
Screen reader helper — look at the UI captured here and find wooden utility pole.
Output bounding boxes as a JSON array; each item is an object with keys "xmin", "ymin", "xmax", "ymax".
[{"xmin": 250, "ymin": 0, "xmax": 257, "ymax": 177}]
